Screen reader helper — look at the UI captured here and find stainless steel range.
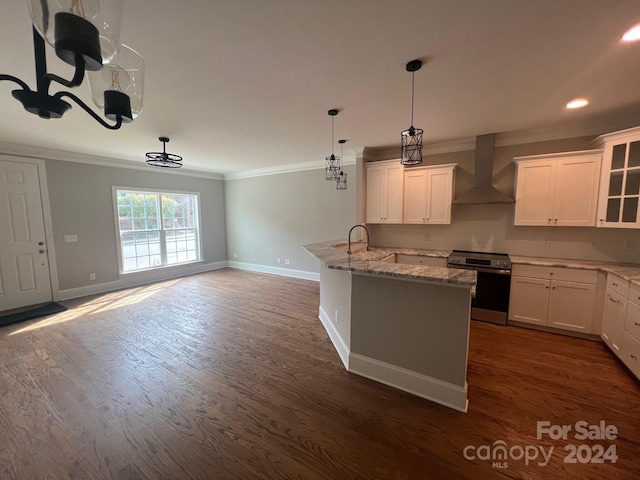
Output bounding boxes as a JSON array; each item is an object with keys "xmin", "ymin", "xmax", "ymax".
[{"xmin": 447, "ymin": 250, "xmax": 512, "ymax": 325}]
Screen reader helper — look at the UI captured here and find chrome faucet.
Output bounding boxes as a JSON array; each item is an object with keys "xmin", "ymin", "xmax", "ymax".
[{"xmin": 347, "ymin": 224, "xmax": 370, "ymax": 254}]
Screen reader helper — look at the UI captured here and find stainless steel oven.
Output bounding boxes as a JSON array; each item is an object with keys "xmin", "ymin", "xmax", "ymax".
[{"xmin": 447, "ymin": 250, "xmax": 512, "ymax": 325}]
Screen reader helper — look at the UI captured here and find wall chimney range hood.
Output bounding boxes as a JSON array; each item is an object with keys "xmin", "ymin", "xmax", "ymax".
[{"xmin": 453, "ymin": 133, "xmax": 514, "ymax": 205}]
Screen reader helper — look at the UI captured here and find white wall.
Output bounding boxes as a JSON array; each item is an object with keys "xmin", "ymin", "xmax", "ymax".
[
  {"xmin": 225, "ymin": 166, "xmax": 356, "ymax": 274},
  {"xmin": 45, "ymin": 159, "xmax": 227, "ymax": 290}
]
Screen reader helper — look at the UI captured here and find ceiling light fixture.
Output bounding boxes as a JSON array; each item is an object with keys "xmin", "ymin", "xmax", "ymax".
[
  {"xmin": 401, "ymin": 59, "xmax": 424, "ymax": 166},
  {"xmin": 146, "ymin": 137, "xmax": 183, "ymax": 168},
  {"xmin": 0, "ymin": 0, "xmax": 144, "ymax": 129},
  {"xmin": 566, "ymin": 98, "xmax": 589, "ymax": 109},
  {"xmin": 325, "ymin": 109, "xmax": 341, "ymax": 180},
  {"xmin": 336, "ymin": 139, "xmax": 347, "ymax": 190},
  {"xmin": 622, "ymin": 24, "xmax": 640, "ymax": 42}
]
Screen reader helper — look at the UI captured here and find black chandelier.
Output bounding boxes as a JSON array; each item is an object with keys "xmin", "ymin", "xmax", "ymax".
[
  {"xmin": 146, "ymin": 137, "xmax": 183, "ymax": 168},
  {"xmin": 336, "ymin": 139, "xmax": 347, "ymax": 190},
  {"xmin": 325, "ymin": 109, "xmax": 341, "ymax": 180},
  {"xmin": 0, "ymin": 0, "xmax": 144, "ymax": 130},
  {"xmin": 401, "ymin": 59, "xmax": 424, "ymax": 165}
]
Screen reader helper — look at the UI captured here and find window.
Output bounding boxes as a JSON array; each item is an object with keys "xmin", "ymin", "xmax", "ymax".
[{"xmin": 114, "ymin": 189, "xmax": 201, "ymax": 273}]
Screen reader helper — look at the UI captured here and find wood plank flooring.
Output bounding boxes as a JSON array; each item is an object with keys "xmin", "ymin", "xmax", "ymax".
[{"xmin": 0, "ymin": 268, "xmax": 638, "ymax": 479}]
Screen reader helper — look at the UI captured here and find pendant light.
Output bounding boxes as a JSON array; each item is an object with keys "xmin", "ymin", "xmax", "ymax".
[
  {"xmin": 146, "ymin": 137, "xmax": 183, "ymax": 168},
  {"xmin": 336, "ymin": 139, "xmax": 347, "ymax": 190},
  {"xmin": 401, "ymin": 59, "xmax": 424, "ymax": 165},
  {"xmin": 325, "ymin": 109, "xmax": 341, "ymax": 180},
  {"xmin": 0, "ymin": 0, "xmax": 144, "ymax": 129}
]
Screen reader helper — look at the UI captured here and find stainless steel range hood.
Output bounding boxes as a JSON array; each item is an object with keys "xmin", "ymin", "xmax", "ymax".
[{"xmin": 453, "ymin": 133, "xmax": 514, "ymax": 205}]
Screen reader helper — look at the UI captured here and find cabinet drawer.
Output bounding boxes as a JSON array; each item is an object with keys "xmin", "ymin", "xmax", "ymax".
[
  {"xmin": 622, "ymin": 332, "xmax": 640, "ymax": 379},
  {"xmin": 511, "ymin": 264, "xmax": 596, "ymax": 283},
  {"xmin": 629, "ymin": 283, "xmax": 640, "ymax": 305},
  {"xmin": 607, "ymin": 274, "xmax": 629, "ymax": 297},
  {"xmin": 626, "ymin": 299, "xmax": 640, "ymax": 341}
]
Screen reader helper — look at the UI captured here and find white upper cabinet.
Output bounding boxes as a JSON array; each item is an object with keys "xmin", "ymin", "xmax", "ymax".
[
  {"xmin": 403, "ymin": 164, "xmax": 455, "ymax": 225},
  {"xmin": 594, "ymin": 127, "xmax": 640, "ymax": 228},
  {"xmin": 513, "ymin": 150, "xmax": 602, "ymax": 227},
  {"xmin": 365, "ymin": 160, "xmax": 404, "ymax": 224}
]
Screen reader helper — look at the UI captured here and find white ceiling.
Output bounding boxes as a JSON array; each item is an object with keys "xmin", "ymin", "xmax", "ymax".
[{"xmin": 2, "ymin": 0, "xmax": 640, "ymax": 176}]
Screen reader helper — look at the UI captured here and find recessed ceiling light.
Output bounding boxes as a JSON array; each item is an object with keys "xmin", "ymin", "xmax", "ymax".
[
  {"xmin": 566, "ymin": 98, "xmax": 589, "ymax": 109},
  {"xmin": 622, "ymin": 24, "xmax": 640, "ymax": 42}
]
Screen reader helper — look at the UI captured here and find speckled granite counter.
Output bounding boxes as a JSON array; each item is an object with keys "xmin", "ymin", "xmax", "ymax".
[
  {"xmin": 303, "ymin": 240, "xmax": 476, "ymax": 287},
  {"xmin": 510, "ymin": 255, "xmax": 640, "ymax": 287}
]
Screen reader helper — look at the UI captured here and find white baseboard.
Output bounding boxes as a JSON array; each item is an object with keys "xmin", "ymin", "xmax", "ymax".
[
  {"xmin": 59, "ymin": 261, "xmax": 228, "ymax": 301},
  {"xmin": 318, "ymin": 306, "xmax": 350, "ymax": 369},
  {"xmin": 227, "ymin": 261, "xmax": 319, "ymax": 281},
  {"xmin": 348, "ymin": 353, "xmax": 469, "ymax": 412}
]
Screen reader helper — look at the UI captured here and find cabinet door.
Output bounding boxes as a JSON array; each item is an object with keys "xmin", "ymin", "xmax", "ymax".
[
  {"xmin": 403, "ymin": 169, "xmax": 427, "ymax": 224},
  {"xmin": 597, "ymin": 140, "xmax": 640, "ymax": 228},
  {"xmin": 426, "ymin": 169, "xmax": 453, "ymax": 224},
  {"xmin": 366, "ymin": 166, "xmax": 384, "ymax": 224},
  {"xmin": 508, "ymin": 276, "xmax": 550, "ymax": 325},
  {"xmin": 385, "ymin": 164, "xmax": 405, "ymax": 223},
  {"xmin": 602, "ymin": 289, "xmax": 618, "ymax": 347},
  {"xmin": 514, "ymin": 160, "xmax": 555, "ymax": 226},
  {"xmin": 547, "ymin": 280, "xmax": 596, "ymax": 333},
  {"xmin": 553, "ymin": 155, "xmax": 601, "ymax": 227},
  {"xmin": 613, "ymin": 296, "xmax": 628, "ymax": 354}
]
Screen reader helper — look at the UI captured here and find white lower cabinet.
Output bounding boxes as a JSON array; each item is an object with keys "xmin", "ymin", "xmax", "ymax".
[
  {"xmin": 613, "ymin": 280, "xmax": 640, "ymax": 378},
  {"xmin": 508, "ymin": 264, "xmax": 597, "ymax": 333}
]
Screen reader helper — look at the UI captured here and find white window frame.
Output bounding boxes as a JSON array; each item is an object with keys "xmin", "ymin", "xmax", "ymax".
[{"xmin": 112, "ymin": 186, "xmax": 203, "ymax": 274}]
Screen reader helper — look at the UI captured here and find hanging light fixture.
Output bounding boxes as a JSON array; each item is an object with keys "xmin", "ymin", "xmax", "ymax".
[
  {"xmin": 336, "ymin": 139, "xmax": 347, "ymax": 190},
  {"xmin": 146, "ymin": 137, "xmax": 183, "ymax": 168},
  {"xmin": 325, "ymin": 109, "xmax": 341, "ymax": 180},
  {"xmin": 401, "ymin": 59, "xmax": 424, "ymax": 165},
  {"xmin": 0, "ymin": 0, "xmax": 144, "ymax": 129}
]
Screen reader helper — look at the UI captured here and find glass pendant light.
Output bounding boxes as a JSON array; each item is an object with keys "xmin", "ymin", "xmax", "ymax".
[
  {"xmin": 336, "ymin": 139, "xmax": 347, "ymax": 190},
  {"xmin": 325, "ymin": 109, "xmax": 341, "ymax": 180},
  {"xmin": 401, "ymin": 59, "xmax": 424, "ymax": 165}
]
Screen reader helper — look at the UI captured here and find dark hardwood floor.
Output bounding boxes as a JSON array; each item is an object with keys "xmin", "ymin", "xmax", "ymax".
[{"xmin": 0, "ymin": 268, "xmax": 638, "ymax": 479}]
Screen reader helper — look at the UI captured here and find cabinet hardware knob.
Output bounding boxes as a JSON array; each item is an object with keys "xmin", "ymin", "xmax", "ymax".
[
  {"xmin": 632, "ymin": 354, "xmax": 638, "ymax": 360},
  {"xmin": 546, "ymin": 286, "xmax": 549, "ymax": 289},
  {"xmin": 552, "ymin": 286, "xmax": 556, "ymax": 290},
  {"xmin": 599, "ymin": 219, "xmax": 603, "ymax": 222},
  {"xmin": 39, "ymin": 249, "xmax": 45, "ymax": 254},
  {"xmin": 612, "ymin": 282, "xmax": 618, "ymax": 286},
  {"xmin": 635, "ymin": 322, "xmax": 640, "ymax": 327},
  {"xmin": 554, "ymin": 219, "xmax": 558, "ymax": 224},
  {"xmin": 548, "ymin": 219, "xmax": 551, "ymax": 224},
  {"xmin": 38, "ymin": 241, "xmax": 44, "ymax": 246}
]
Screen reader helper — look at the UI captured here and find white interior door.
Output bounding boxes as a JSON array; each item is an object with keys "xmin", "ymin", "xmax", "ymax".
[{"xmin": 0, "ymin": 160, "xmax": 52, "ymax": 311}]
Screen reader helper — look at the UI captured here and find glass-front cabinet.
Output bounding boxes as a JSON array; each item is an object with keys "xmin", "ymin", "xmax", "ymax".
[{"xmin": 596, "ymin": 127, "xmax": 640, "ymax": 228}]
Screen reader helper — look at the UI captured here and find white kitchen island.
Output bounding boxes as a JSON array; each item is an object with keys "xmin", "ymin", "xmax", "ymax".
[{"xmin": 303, "ymin": 240, "xmax": 476, "ymax": 412}]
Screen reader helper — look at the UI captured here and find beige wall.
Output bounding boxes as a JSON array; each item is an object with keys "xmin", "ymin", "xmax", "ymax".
[
  {"xmin": 225, "ymin": 166, "xmax": 356, "ymax": 273},
  {"xmin": 45, "ymin": 159, "xmax": 227, "ymax": 290},
  {"xmin": 366, "ymin": 136, "xmax": 640, "ymax": 264}
]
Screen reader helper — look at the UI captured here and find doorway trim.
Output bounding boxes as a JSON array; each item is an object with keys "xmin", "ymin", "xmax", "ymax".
[{"xmin": 0, "ymin": 153, "xmax": 59, "ymax": 303}]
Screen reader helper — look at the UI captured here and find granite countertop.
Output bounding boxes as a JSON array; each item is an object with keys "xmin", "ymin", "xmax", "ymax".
[
  {"xmin": 303, "ymin": 240, "xmax": 476, "ymax": 287},
  {"xmin": 510, "ymin": 255, "xmax": 640, "ymax": 287}
]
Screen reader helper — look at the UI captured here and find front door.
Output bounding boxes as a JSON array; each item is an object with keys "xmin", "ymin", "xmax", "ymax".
[{"xmin": 0, "ymin": 160, "xmax": 52, "ymax": 311}]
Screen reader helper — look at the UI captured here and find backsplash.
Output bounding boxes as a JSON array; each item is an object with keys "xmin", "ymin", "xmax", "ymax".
[{"xmin": 368, "ymin": 204, "xmax": 640, "ymax": 264}]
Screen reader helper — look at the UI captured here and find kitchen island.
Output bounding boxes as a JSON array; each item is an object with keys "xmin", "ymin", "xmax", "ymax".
[{"xmin": 303, "ymin": 240, "xmax": 476, "ymax": 412}]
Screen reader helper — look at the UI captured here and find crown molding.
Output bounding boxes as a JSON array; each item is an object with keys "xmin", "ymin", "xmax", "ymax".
[
  {"xmin": 224, "ymin": 156, "xmax": 356, "ymax": 180},
  {"xmin": 0, "ymin": 142, "xmax": 225, "ymax": 180}
]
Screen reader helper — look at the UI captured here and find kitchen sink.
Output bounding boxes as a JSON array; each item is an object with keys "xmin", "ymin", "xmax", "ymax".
[{"xmin": 380, "ymin": 253, "xmax": 447, "ymax": 268}]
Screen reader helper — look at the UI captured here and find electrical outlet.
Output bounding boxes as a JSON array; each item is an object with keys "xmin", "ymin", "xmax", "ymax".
[
  {"xmin": 64, "ymin": 234, "xmax": 78, "ymax": 243},
  {"xmin": 285, "ymin": 259, "xmax": 290, "ymax": 265},
  {"xmin": 89, "ymin": 273, "xmax": 96, "ymax": 280},
  {"xmin": 277, "ymin": 258, "xmax": 281, "ymax": 264},
  {"xmin": 335, "ymin": 309, "xmax": 339, "ymax": 323}
]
